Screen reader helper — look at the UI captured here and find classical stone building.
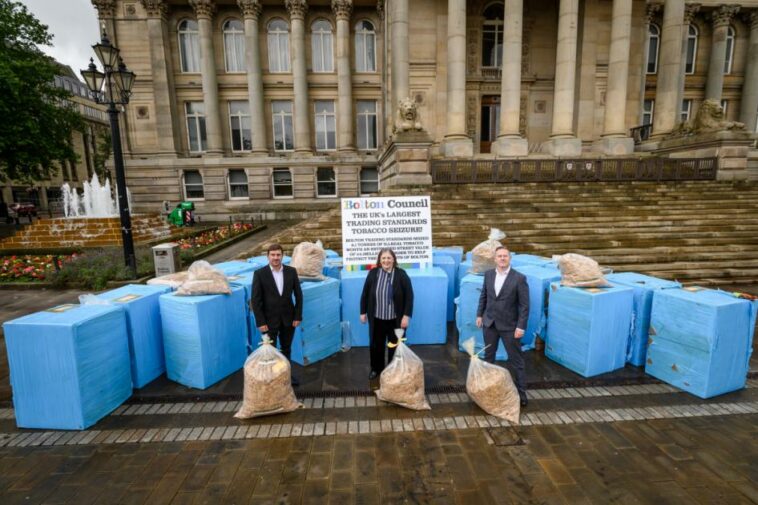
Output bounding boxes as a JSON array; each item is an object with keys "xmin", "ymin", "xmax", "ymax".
[{"xmin": 91, "ymin": 0, "xmax": 758, "ymax": 219}]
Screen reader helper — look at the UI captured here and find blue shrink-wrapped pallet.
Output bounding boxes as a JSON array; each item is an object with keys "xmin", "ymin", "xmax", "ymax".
[
  {"xmin": 325, "ymin": 249, "xmax": 340, "ymax": 258},
  {"xmin": 516, "ymin": 264, "xmax": 562, "ymax": 351},
  {"xmin": 510, "ymin": 253, "xmax": 553, "ymax": 268},
  {"xmin": 341, "ymin": 268, "xmax": 448, "ymax": 346},
  {"xmin": 546, "ymin": 282, "xmax": 634, "ymax": 377},
  {"xmin": 605, "ymin": 272, "xmax": 681, "ymax": 366},
  {"xmin": 159, "ymin": 286, "xmax": 248, "ymax": 389},
  {"xmin": 455, "ymin": 274, "xmax": 506, "ymax": 360},
  {"xmin": 433, "ymin": 253, "xmax": 457, "ymax": 321},
  {"xmin": 3, "ymin": 303, "xmax": 132, "ymax": 430},
  {"xmin": 212, "ymin": 260, "xmax": 258, "ymax": 276},
  {"xmin": 247, "ymin": 255, "xmax": 290, "ymax": 265},
  {"xmin": 96, "ymin": 284, "xmax": 172, "ymax": 388},
  {"xmin": 433, "ymin": 246, "xmax": 464, "ymax": 266},
  {"xmin": 227, "ymin": 270, "xmax": 258, "ymax": 350},
  {"xmin": 457, "ymin": 259, "xmax": 474, "ymax": 293},
  {"xmin": 290, "ymin": 278, "xmax": 342, "ymax": 366},
  {"xmin": 323, "ymin": 257, "xmax": 343, "ymax": 280},
  {"xmin": 646, "ymin": 287, "xmax": 757, "ymax": 398}
]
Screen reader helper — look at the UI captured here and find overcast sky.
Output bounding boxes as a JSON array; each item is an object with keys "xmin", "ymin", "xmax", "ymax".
[{"xmin": 23, "ymin": 0, "xmax": 100, "ymax": 75}]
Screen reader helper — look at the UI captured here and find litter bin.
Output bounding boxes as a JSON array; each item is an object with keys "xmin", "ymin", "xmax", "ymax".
[{"xmin": 152, "ymin": 243, "xmax": 180, "ymax": 276}]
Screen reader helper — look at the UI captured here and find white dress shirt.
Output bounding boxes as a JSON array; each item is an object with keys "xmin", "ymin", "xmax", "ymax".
[
  {"xmin": 270, "ymin": 265, "xmax": 284, "ymax": 296},
  {"xmin": 494, "ymin": 267, "xmax": 510, "ymax": 297}
]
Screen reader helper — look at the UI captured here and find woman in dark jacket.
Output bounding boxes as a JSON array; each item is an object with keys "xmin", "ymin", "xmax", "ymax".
[{"xmin": 360, "ymin": 248, "xmax": 414, "ymax": 379}]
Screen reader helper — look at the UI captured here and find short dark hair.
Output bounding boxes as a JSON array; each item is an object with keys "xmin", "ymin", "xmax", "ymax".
[
  {"xmin": 375, "ymin": 248, "xmax": 397, "ymax": 268},
  {"xmin": 267, "ymin": 243, "xmax": 284, "ymax": 255},
  {"xmin": 494, "ymin": 246, "xmax": 510, "ymax": 254}
]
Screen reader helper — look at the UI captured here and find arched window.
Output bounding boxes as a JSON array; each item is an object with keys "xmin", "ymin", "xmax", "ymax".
[
  {"xmin": 268, "ymin": 18, "xmax": 291, "ymax": 73},
  {"xmin": 311, "ymin": 19, "xmax": 334, "ymax": 72},
  {"xmin": 724, "ymin": 26, "xmax": 735, "ymax": 74},
  {"xmin": 178, "ymin": 19, "xmax": 200, "ymax": 73},
  {"xmin": 684, "ymin": 24, "xmax": 698, "ymax": 74},
  {"xmin": 482, "ymin": 2, "xmax": 504, "ymax": 68},
  {"xmin": 355, "ymin": 20, "xmax": 376, "ymax": 72},
  {"xmin": 647, "ymin": 23, "xmax": 660, "ymax": 74},
  {"xmin": 223, "ymin": 19, "xmax": 246, "ymax": 72}
]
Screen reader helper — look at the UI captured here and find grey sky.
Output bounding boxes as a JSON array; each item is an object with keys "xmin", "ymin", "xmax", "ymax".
[{"xmin": 22, "ymin": 0, "xmax": 100, "ymax": 75}]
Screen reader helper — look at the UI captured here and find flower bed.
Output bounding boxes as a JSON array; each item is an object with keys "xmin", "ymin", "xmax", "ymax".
[
  {"xmin": 176, "ymin": 223, "xmax": 254, "ymax": 252},
  {"xmin": 0, "ymin": 254, "xmax": 78, "ymax": 282}
]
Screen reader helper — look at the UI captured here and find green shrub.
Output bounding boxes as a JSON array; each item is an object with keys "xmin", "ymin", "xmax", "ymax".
[{"xmin": 49, "ymin": 247, "xmax": 154, "ymax": 290}]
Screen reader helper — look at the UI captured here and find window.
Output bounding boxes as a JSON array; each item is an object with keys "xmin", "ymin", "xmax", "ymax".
[
  {"xmin": 268, "ymin": 19, "xmax": 290, "ymax": 73},
  {"xmin": 724, "ymin": 26, "xmax": 735, "ymax": 74},
  {"xmin": 272, "ymin": 168, "xmax": 293, "ymax": 198},
  {"xmin": 228, "ymin": 169, "xmax": 249, "ymax": 199},
  {"xmin": 314, "ymin": 100, "xmax": 336, "ymax": 151},
  {"xmin": 481, "ymin": 102, "xmax": 500, "ymax": 142},
  {"xmin": 311, "ymin": 19, "xmax": 334, "ymax": 72},
  {"xmin": 359, "ymin": 167, "xmax": 379, "ymax": 195},
  {"xmin": 272, "ymin": 100, "xmax": 294, "ymax": 151},
  {"xmin": 482, "ymin": 3, "xmax": 504, "ymax": 68},
  {"xmin": 642, "ymin": 99, "xmax": 654, "ymax": 125},
  {"xmin": 356, "ymin": 100, "xmax": 378, "ymax": 150},
  {"xmin": 229, "ymin": 101, "xmax": 252, "ymax": 152},
  {"xmin": 685, "ymin": 24, "xmax": 698, "ymax": 74},
  {"xmin": 647, "ymin": 24, "xmax": 660, "ymax": 74},
  {"xmin": 355, "ymin": 20, "xmax": 376, "ymax": 72},
  {"xmin": 681, "ymin": 99, "xmax": 692, "ymax": 122},
  {"xmin": 183, "ymin": 170, "xmax": 204, "ymax": 199},
  {"xmin": 185, "ymin": 102, "xmax": 206, "ymax": 153},
  {"xmin": 178, "ymin": 20, "xmax": 200, "ymax": 73},
  {"xmin": 223, "ymin": 19, "xmax": 246, "ymax": 72},
  {"xmin": 316, "ymin": 167, "xmax": 336, "ymax": 197},
  {"xmin": 720, "ymin": 99, "xmax": 728, "ymax": 117}
]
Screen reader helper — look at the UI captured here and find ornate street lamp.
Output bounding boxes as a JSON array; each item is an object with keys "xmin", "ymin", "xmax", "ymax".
[{"xmin": 81, "ymin": 32, "xmax": 137, "ymax": 278}]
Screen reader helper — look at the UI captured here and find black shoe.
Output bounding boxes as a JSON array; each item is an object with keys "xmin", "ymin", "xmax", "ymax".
[
  {"xmin": 291, "ymin": 376, "xmax": 300, "ymax": 387},
  {"xmin": 520, "ymin": 398, "xmax": 528, "ymax": 408},
  {"xmin": 368, "ymin": 370, "xmax": 379, "ymax": 380}
]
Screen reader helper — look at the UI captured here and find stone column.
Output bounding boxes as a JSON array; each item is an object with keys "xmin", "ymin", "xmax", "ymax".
[
  {"xmin": 286, "ymin": 0, "xmax": 311, "ymax": 153},
  {"xmin": 191, "ymin": 0, "xmax": 223, "ymax": 154},
  {"xmin": 239, "ymin": 0, "xmax": 267, "ymax": 154},
  {"xmin": 651, "ymin": 0, "xmax": 685, "ymax": 138},
  {"xmin": 545, "ymin": 0, "xmax": 582, "ymax": 156},
  {"xmin": 442, "ymin": 0, "xmax": 473, "ymax": 157},
  {"xmin": 333, "ymin": 0, "xmax": 354, "ymax": 151},
  {"xmin": 141, "ymin": 0, "xmax": 180, "ymax": 156},
  {"xmin": 677, "ymin": 4, "xmax": 700, "ymax": 115},
  {"xmin": 492, "ymin": 0, "xmax": 527, "ymax": 157},
  {"xmin": 739, "ymin": 11, "xmax": 758, "ymax": 131},
  {"xmin": 391, "ymin": 0, "xmax": 410, "ymax": 131},
  {"xmin": 596, "ymin": 0, "xmax": 634, "ymax": 154},
  {"xmin": 705, "ymin": 4, "xmax": 740, "ymax": 100}
]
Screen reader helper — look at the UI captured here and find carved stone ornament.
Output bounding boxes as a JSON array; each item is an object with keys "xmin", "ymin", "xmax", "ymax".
[
  {"xmin": 189, "ymin": 0, "xmax": 216, "ymax": 19},
  {"xmin": 395, "ymin": 97, "xmax": 423, "ymax": 133},
  {"xmin": 376, "ymin": 0, "xmax": 384, "ymax": 20},
  {"xmin": 683, "ymin": 3, "xmax": 701, "ymax": 24},
  {"xmin": 711, "ymin": 4, "xmax": 740, "ymax": 28},
  {"xmin": 238, "ymin": 0, "xmax": 262, "ymax": 19},
  {"xmin": 140, "ymin": 0, "xmax": 168, "ymax": 18},
  {"xmin": 668, "ymin": 98, "xmax": 745, "ymax": 137},
  {"xmin": 645, "ymin": 3, "xmax": 661, "ymax": 24},
  {"xmin": 332, "ymin": 0, "xmax": 352, "ymax": 21},
  {"xmin": 91, "ymin": 0, "xmax": 116, "ymax": 18},
  {"xmin": 746, "ymin": 10, "xmax": 758, "ymax": 30},
  {"xmin": 285, "ymin": 0, "xmax": 308, "ymax": 20}
]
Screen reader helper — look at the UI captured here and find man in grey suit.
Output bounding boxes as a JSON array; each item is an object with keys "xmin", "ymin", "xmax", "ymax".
[{"xmin": 476, "ymin": 246, "xmax": 530, "ymax": 406}]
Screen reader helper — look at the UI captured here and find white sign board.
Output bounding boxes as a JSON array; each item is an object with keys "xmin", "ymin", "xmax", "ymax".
[{"xmin": 341, "ymin": 196, "xmax": 432, "ymax": 267}]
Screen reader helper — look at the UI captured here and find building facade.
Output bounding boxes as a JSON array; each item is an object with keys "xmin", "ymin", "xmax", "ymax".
[{"xmin": 92, "ymin": 0, "xmax": 758, "ymax": 218}]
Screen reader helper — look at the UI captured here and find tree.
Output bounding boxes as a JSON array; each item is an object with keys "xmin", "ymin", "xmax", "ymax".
[
  {"xmin": 93, "ymin": 125, "xmax": 112, "ymax": 179},
  {"xmin": 0, "ymin": 0, "xmax": 83, "ymax": 183}
]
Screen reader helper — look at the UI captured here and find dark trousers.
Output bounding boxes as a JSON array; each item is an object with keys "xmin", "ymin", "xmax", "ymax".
[
  {"xmin": 483, "ymin": 326, "xmax": 527, "ymax": 401},
  {"xmin": 268, "ymin": 325, "xmax": 295, "ymax": 362},
  {"xmin": 370, "ymin": 318, "xmax": 399, "ymax": 373}
]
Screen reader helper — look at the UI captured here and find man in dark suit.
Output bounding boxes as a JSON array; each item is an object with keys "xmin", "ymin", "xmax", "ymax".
[
  {"xmin": 251, "ymin": 243, "xmax": 303, "ymax": 385},
  {"xmin": 476, "ymin": 246, "xmax": 530, "ymax": 406}
]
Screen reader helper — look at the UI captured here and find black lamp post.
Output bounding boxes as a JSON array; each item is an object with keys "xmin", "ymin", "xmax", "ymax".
[{"xmin": 81, "ymin": 32, "xmax": 137, "ymax": 278}]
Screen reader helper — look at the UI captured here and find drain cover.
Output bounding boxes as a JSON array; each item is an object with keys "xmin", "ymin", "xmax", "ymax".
[{"xmin": 485, "ymin": 426, "xmax": 525, "ymax": 447}]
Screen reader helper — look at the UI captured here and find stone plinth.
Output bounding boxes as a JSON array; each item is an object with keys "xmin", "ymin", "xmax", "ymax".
[
  {"xmin": 542, "ymin": 137, "xmax": 583, "ymax": 157},
  {"xmin": 0, "ymin": 214, "xmax": 176, "ymax": 250},
  {"xmin": 378, "ymin": 132, "xmax": 433, "ymax": 187},
  {"xmin": 653, "ymin": 131, "xmax": 758, "ymax": 180}
]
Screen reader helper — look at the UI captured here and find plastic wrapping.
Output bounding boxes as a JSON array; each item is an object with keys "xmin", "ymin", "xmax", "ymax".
[
  {"xmin": 546, "ymin": 282, "xmax": 634, "ymax": 377},
  {"xmin": 290, "ymin": 241, "xmax": 327, "ymax": 279},
  {"xmin": 3, "ymin": 303, "xmax": 132, "ymax": 430},
  {"xmin": 646, "ymin": 287, "xmax": 756, "ymax": 398},
  {"xmin": 325, "ymin": 249, "xmax": 341, "ymax": 259},
  {"xmin": 510, "ymin": 254, "xmax": 553, "ymax": 268},
  {"xmin": 159, "ymin": 286, "xmax": 248, "ymax": 389},
  {"xmin": 234, "ymin": 336, "xmax": 302, "ymax": 419},
  {"xmin": 516, "ymin": 264, "xmax": 563, "ymax": 351},
  {"xmin": 290, "ymin": 278, "xmax": 342, "ymax": 366},
  {"xmin": 375, "ymin": 336, "xmax": 431, "ymax": 410},
  {"xmin": 340, "ymin": 268, "xmax": 448, "ymax": 346},
  {"xmin": 433, "ymin": 246, "xmax": 464, "ymax": 296},
  {"xmin": 147, "ymin": 271, "xmax": 189, "ymax": 290},
  {"xmin": 552, "ymin": 253, "xmax": 610, "ymax": 288},
  {"xmin": 247, "ymin": 255, "xmax": 291, "ymax": 265},
  {"xmin": 96, "ymin": 284, "xmax": 172, "ymax": 388},
  {"xmin": 606, "ymin": 272, "xmax": 681, "ymax": 366},
  {"xmin": 470, "ymin": 228, "xmax": 506, "ymax": 274},
  {"xmin": 463, "ymin": 338, "xmax": 520, "ymax": 424},
  {"xmin": 323, "ymin": 256, "xmax": 343, "ymax": 280},
  {"xmin": 433, "ymin": 253, "xmax": 457, "ymax": 321},
  {"xmin": 455, "ymin": 274, "xmax": 506, "ymax": 360},
  {"xmin": 211, "ymin": 260, "xmax": 258, "ymax": 277},
  {"xmin": 175, "ymin": 260, "xmax": 231, "ymax": 296},
  {"xmin": 226, "ymin": 270, "xmax": 258, "ymax": 351}
]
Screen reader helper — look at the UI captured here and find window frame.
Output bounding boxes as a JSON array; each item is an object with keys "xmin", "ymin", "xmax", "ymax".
[
  {"xmin": 178, "ymin": 19, "xmax": 201, "ymax": 73},
  {"xmin": 267, "ymin": 18, "xmax": 291, "ymax": 73},
  {"xmin": 724, "ymin": 26, "xmax": 735, "ymax": 75},
  {"xmin": 681, "ymin": 99, "xmax": 692, "ymax": 122},
  {"xmin": 271, "ymin": 100, "xmax": 294, "ymax": 152},
  {"xmin": 272, "ymin": 167, "xmax": 294, "ymax": 199},
  {"xmin": 720, "ymin": 99, "xmax": 728, "ymax": 118},
  {"xmin": 228, "ymin": 100, "xmax": 252, "ymax": 152},
  {"xmin": 685, "ymin": 24, "xmax": 698, "ymax": 75},
  {"xmin": 314, "ymin": 100, "xmax": 337, "ymax": 152},
  {"xmin": 647, "ymin": 23, "xmax": 660, "ymax": 75},
  {"xmin": 183, "ymin": 170, "xmax": 205, "ymax": 201},
  {"xmin": 185, "ymin": 101, "xmax": 207, "ymax": 154},
  {"xmin": 223, "ymin": 19, "xmax": 246, "ymax": 73},
  {"xmin": 311, "ymin": 19, "xmax": 334, "ymax": 73},
  {"xmin": 356, "ymin": 100, "xmax": 378, "ymax": 151},
  {"xmin": 227, "ymin": 169, "xmax": 249, "ymax": 200},
  {"xmin": 642, "ymin": 99, "xmax": 654, "ymax": 126},
  {"xmin": 359, "ymin": 166, "xmax": 379, "ymax": 195},
  {"xmin": 315, "ymin": 167, "xmax": 337, "ymax": 198},
  {"xmin": 354, "ymin": 20, "xmax": 377, "ymax": 73},
  {"xmin": 482, "ymin": 2, "xmax": 505, "ymax": 69}
]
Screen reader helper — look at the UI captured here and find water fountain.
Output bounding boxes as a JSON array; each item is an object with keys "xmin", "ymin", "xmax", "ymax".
[{"xmin": 61, "ymin": 173, "xmax": 124, "ymax": 218}]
